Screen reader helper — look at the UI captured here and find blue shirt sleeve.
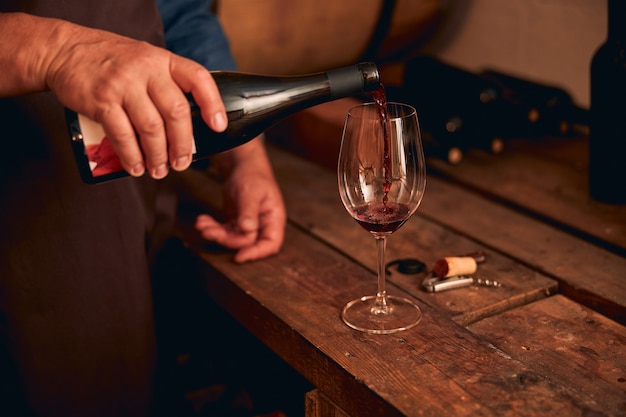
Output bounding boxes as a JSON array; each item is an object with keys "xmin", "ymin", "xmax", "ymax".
[{"xmin": 157, "ymin": 0, "xmax": 238, "ymax": 71}]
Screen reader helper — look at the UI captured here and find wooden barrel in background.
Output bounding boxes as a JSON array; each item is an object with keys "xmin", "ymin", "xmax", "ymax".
[{"xmin": 216, "ymin": 0, "xmax": 443, "ymax": 75}]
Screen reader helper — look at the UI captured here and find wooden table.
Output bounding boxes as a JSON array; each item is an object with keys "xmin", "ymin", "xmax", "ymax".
[{"xmin": 177, "ymin": 100, "xmax": 626, "ymax": 417}]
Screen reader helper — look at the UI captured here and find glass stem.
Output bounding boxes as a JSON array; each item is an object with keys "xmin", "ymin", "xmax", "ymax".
[{"xmin": 372, "ymin": 235, "xmax": 391, "ymax": 315}]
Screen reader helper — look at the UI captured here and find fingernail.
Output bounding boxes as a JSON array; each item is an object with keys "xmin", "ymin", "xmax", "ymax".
[
  {"xmin": 173, "ymin": 155, "xmax": 190, "ymax": 171},
  {"xmin": 212, "ymin": 112, "xmax": 227, "ymax": 132},
  {"xmin": 152, "ymin": 164, "xmax": 168, "ymax": 179},
  {"xmin": 131, "ymin": 163, "xmax": 145, "ymax": 177},
  {"xmin": 239, "ymin": 217, "xmax": 256, "ymax": 232}
]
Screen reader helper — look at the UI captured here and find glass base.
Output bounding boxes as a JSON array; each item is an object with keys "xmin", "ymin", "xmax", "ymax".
[{"xmin": 341, "ymin": 295, "xmax": 422, "ymax": 334}]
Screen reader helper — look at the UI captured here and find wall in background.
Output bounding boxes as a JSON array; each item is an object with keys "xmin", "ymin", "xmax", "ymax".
[
  {"xmin": 428, "ymin": 0, "xmax": 606, "ymax": 108},
  {"xmin": 218, "ymin": 0, "xmax": 606, "ymax": 109}
]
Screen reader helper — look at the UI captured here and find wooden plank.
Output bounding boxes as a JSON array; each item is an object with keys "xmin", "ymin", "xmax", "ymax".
[
  {"xmin": 176, "ymin": 152, "xmax": 557, "ymax": 326},
  {"xmin": 175, "ymin": 148, "xmax": 625, "ymax": 417},
  {"xmin": 427, "ymin": 135, "xmax": 626, "ymax": 255},
  {"xmin": 467, "ymin": 295, "xmax": 626, "ymax": 417},
  {"xmin": 419, "ymin": 175, "xmax": 626, "ymax": 323},
  {"xmin": 263, "ymin": 145, "xmax": 626, "ymax": 323},
  {"xmin": 184, "ymin": 223, "xmax": 620, "ymax": 417}
]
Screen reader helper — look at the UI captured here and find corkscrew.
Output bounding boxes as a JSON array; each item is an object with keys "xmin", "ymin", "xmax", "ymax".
[
  {"xmin": 422, "ymin": 274, "xmax": 503, "ymax": 293},
  {"xmin": 423, "ymin": 250, "xmax": 502, "ymax": 292},
  {"xmin": 386, "ymin": 252, "xmax": 503, "ymax": 292}
]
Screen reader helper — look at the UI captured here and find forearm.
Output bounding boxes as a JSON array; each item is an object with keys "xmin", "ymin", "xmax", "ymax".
[
  {"xmin": 0, "ymin": 13, "xmax": 77, "ymax": 96},
  {"xmin": 210, "ymin": 136, "xmax": 274, "ymax": 179}
]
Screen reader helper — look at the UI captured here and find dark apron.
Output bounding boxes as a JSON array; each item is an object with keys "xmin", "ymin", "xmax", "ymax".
[{"xmin": 0, "ymin": 2, "xmax": 168, "ymax": 416}]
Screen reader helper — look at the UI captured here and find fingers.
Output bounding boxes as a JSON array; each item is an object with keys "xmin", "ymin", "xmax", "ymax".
[
  {"xmin": 101, "ymin": 86, "xmax": 187, "ymax": 179},
  {"xmin": 195, "ymin": 198, "xmax": 285, "ymax": 263},
  {"xmin": 125, "ymin": 57, "xmax": 227, "ymax": 178},
  {"xmin": 62, "ymin": 41, "xmax": 227, "ymax": 180},
  {"xmin": 233, "ymin": 210, "xmax": 285, "ymax": 263},
  {"xmin": 195, "ymin": 213, "xmax": 284, "ymax": 263},
  {"xmin": 195, "ymin": 214, "xmax": 258, "ymax": 250},
  {"xmin": 121, "ymin": 57, "xmax": 225, "ymax": 179},
  {"xmin": 142, "ymin": 77, "xmax": 194, "ymax": 176},
  {"xmin": 120, "ymin": 90, "xmax": 172, "ymax": 179},
  {"xmin": 171, "ymin": 58, "xmax": 228, "ymax": 133},
  {"xmin": 99, "ymin": 106, "xmax": 146, "ymax": 176},
  {"xmin": 233, "ymin": 239, "xmax": 281, "ymax": 263}
]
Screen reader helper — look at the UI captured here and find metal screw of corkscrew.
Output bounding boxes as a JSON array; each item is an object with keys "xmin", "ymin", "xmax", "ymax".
[{"xmin": 422, "ymin": 275, "xmax": 503, "ymax": 293}]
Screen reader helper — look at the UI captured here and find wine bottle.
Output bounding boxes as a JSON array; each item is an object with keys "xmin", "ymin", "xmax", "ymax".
[
  {"xmin": 480, "ymin": 69, "xmax": 588, "ymax": 136},
  {"xmin": 399, "ymin": 56, "xmax": 517, "ymax": 157},
  {"xmin": 422, "ymin": 131, "xmax": 464, "ymax": 166},
  {"xmin": 589, "ymin": 0, "xmax": 626, "ymax": 204},
  {"xmin": 442, "ymin": 114, "xmax": 504, "ymax": 155},
  {"xmin": 66, "ymin": 62, "xmax": 380, "ymax": 184}
]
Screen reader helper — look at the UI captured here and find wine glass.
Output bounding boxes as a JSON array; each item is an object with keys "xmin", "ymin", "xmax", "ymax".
[{"xmin": 338, "ymin": 101, "xmax": 426, "ymax": 334}]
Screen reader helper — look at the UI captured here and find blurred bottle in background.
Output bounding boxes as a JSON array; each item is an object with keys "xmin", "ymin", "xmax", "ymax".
[{"xmin": 589, "ymin": 0, "xmax": 626, "ymax": 204}]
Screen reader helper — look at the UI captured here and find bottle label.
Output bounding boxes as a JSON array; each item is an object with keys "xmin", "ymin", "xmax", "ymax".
[
  {"xmin": 66, "ymin": 111, "xmax": 197, "ymax": 183},
  {"xmin": 76, "ymin": 113, "xmax": 122, "ymax": 178}
]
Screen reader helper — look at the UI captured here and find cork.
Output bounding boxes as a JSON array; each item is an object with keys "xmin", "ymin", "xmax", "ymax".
[{"xmin": 432, "ymin": 256, "xmax": 478, "ymax": 278}]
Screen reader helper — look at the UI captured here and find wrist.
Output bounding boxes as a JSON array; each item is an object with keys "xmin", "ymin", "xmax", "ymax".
[
  {"xmin": 210, "ymin": 135, "xmax": 271, "ymax": 177},
  {"xmin": 0, "ymin": 13, "xmax": 77, "ymax": 95}
]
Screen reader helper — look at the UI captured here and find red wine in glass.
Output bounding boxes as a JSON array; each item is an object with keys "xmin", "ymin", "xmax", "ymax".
[{"xmin": 354, "ymin": 202, "xmax": 411, "ymax": 234}]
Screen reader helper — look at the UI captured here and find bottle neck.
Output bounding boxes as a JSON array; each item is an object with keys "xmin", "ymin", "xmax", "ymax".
[{"xmin": 608, "ymin": 0, "xmax": 625, "ymax": 40}]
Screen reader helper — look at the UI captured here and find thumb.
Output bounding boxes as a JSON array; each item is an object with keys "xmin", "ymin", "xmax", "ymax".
[{"xmin": 237, "ymin": 214, "xmax": 258, "ymax": 234}]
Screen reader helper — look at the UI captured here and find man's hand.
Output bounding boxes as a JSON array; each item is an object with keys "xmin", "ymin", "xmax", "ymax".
[
  {"xmin": 195, "ymin": 137, "xmax": 286, "ymax": 263},
  {"xmin": 0, "ymin": 12, "xmax": 228, "ymax": 179}
]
